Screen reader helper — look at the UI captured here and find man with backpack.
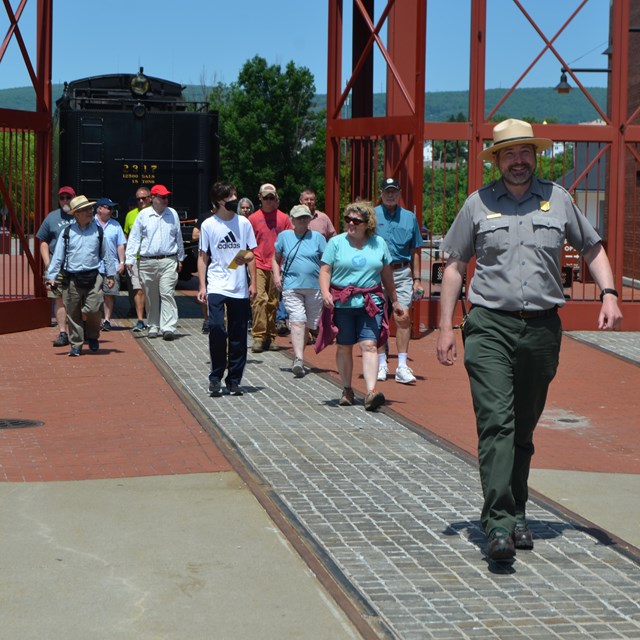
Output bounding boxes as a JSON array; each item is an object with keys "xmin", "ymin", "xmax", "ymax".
[{"xmin": 45, "ymin": 196, "xmax": 115, "ymax": 356}]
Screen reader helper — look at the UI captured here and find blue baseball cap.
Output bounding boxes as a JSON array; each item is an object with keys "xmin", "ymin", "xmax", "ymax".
[
  {"xmin": 96, "ymin": 197, "xmax": 118, "ymax": 207},
  {"xmin": 381, "ymin": 178, "xmax": 400, "ymax": 191}
]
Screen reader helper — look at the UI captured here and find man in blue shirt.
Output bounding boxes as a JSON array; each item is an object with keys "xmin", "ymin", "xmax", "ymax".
[
  {"xmin": 95, "ymin": 197, "xmax": 126, "ymax": 331},
  {"xmin": 46, "ymin": 196, "xmax": 115, "ymax": 356},
  {"xmin": 374, "ymin": 178, "xmax": 424, "ymax": 384}
]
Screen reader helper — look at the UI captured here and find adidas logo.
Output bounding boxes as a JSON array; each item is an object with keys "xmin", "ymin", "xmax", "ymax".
[{"xmin": 218, "ymin": 231, "xmax": 241, "ymax": 250}]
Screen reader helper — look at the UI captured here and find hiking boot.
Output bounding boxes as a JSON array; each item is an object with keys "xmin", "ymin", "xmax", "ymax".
[
  {"xmin": 487, "ymin": 528, "xmax": 516, "ymax": 562},
  {"xmin": 275, "ymin": 320, "xmax": 290, "ymax": 336},
  {"xmin": 292, "ymin": 357, "xmax": 305, "ymax": 378},
  {"xmin": 364, "ymin": 391, "xmax": 385, "ymax": 411},
  {"xmin": 339, "ymin": 387, "xmax": 355, "ymax": 406},
  {"xmin": 53, "ymin": 332, "xmax": 69, "ymax": 347},
  {"xmin": 251, "ymin": 340, "xmax": 265, "ymax": 353},
  {"xmin": 513, "ymin": 524, "xmax": 534, "ymax": 550},
  {"xmin": 395, "ymin": 365, "xmax": 416, "ymax": 384}
]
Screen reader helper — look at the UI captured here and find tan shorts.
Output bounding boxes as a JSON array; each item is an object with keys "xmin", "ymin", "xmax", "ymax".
[
  {"xmin": 129, "ymin": 261, "xmax": 142, "ymax": 290},
  {"xmin": 47, "ymin": 271, "xmax": 66, "ymax": 298}
]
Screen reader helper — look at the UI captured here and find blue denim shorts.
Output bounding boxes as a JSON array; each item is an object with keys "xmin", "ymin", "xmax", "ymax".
[{"xmin": 334, "ymin": 306, "xmax": 383, "ymax": 345}]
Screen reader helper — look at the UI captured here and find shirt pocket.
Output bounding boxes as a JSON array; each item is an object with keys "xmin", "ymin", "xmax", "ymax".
[
  {"xmin": 476, "ymin": 217, "xmax": 510, "ymax": 256},
  {"xmin": 531, "ymin": 214, "xmax": 564, "ymax": 249}
]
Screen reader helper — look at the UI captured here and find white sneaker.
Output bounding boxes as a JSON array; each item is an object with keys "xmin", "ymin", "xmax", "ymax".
[
  {"xmin": 147, "ymin": 326, "xmax": 159, "ymax": 338},
  {"xmin": 395, "ymin": 365, "xmax": 416, "ymax": 384},
  {"xmin": 377, "ymin": 364, "xmax": 388, "ymax": 381}
]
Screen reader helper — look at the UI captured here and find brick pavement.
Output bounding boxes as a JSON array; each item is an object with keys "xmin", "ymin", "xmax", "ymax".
[
  {"xmin": 0, "ymin": 325, "xmax": 230, "ymax": 481},
  {"xmin": 142, "ymin": 303, "xmax": 640, "ymax": 640}
]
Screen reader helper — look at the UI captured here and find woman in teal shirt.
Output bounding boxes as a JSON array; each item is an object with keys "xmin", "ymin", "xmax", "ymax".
[{"xmin": 319, "ymin": 201, "xmax": 406, "ymax": 411}]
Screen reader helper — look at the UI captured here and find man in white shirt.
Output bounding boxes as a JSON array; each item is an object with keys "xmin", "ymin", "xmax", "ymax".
[
  {"xmin": 125, "ymin": 184, "xmax": 185, "ymax": 340},
  {"xmin": 197, "ymin": 181, "xmax": 257, "ymax": 396}
]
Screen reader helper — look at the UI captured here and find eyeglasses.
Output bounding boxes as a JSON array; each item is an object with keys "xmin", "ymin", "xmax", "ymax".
[
  {"xmin": 262, "ymin": 195, "xmax": 276, "ymax": 201},
  {"xmin": 345, "ymin": 216, "xmax": 365, "ymax": 226}
]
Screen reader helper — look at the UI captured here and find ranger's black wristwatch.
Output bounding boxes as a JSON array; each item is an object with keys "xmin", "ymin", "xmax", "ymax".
[{"xmin": 599, "ymin": 288, "xmax": 619, "ymax": 301}]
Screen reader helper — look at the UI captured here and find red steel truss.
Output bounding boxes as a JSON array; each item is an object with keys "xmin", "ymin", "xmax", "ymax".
[
  {"xmin": 326, "ymin": 0, "xmax": 640, "ymax": 331},
  {"xmin": 0, "ymin": 0, "xmax": 52, "ymax": 333},
  {"xmin": 1, "ymin": 1, "xmax": 638, "ymax": 332}
]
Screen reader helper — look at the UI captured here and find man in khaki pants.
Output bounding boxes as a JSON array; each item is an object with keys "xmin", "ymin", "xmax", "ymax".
[
  {"xmin": 45, "ymin": 195, "xmax": 115, "ymax": 356},
  {"xmin": 248, "ymin": 183, "xmax": 292, "ymax": 352}
]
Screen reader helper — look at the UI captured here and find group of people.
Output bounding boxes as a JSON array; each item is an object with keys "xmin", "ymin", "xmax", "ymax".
[
  {"xmin": 38, "ymin": 118, "xmax": 624, "ymax": 564},
  {"xmin": 196, "ymin": 181, "xmax": 424, "ymax": 412},
  {"xmin": 39, "ymin": 184, "xmax": 185, "ymax": 355}
]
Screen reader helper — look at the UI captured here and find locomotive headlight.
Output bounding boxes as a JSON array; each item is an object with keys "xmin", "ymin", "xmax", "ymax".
[{"xmin": 130, "ymin": 67, "xmax": 150, "ymax": 97}]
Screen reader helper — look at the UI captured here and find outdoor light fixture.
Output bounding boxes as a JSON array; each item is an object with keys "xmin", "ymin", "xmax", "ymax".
[
  {"xmin": 554, "ymin": 71, "xmax": 572, "ymax": 94},
  {"xmin": 554, "ymin": 67, "xmax": 611, "ymax": 95}
]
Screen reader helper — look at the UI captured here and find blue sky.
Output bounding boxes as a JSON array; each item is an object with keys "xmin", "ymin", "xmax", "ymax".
[{"xmin": 1, "ymin": 0, "xmax": 610, "ymax": 94}]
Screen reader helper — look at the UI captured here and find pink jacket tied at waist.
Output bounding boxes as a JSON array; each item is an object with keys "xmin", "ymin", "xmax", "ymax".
[{"xmin": 314, "ymin": 283, "xmax": 390, "ymax": 353}]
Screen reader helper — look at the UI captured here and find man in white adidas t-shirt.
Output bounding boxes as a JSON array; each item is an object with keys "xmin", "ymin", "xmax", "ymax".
[{"xmin": 197, "ymin": 182, "xmax": 257, "ymax": 397}]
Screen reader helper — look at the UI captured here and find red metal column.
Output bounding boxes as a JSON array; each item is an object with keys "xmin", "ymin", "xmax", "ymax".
[
  {"xmin": 325, "ymin": 0, "xmax": 344, "ymax": 226},
  {"xmin": 608, "ymin": 0, "xmax": 628, "ymax": 289},
  {"xmin": 467, "ymin": 0, "xmax": 488, "ymax": 191}
]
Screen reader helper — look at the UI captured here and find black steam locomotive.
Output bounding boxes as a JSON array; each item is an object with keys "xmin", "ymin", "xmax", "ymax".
[{"xmin": 54, "ymin": 68, "xmax": 219, "ymax": 276}]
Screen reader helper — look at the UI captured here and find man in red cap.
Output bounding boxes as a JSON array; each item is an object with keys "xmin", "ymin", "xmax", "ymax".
[
  {"xmin": 125, "ymin": 184, "xmax": 185, "ymax": 340},
  {"xmin": 36, "ymin": 186, "xmax": 77, "ymax": 347},
  {"xmin": 249, "ymin": 183, "xmax": 292, "ymax": 352}
]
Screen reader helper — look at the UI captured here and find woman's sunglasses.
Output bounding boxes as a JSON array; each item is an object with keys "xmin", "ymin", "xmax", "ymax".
[{"xmin": 345, "ymin": 216, "xmax": 365, "ymax": 226}]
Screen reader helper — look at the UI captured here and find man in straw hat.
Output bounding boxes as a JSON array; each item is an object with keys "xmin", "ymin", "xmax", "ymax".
[
  {"xmin": 436, "ymin": 118, "xmax": 622, "ymax": 563},
  {"xmin": 46, "ymin": 195, "xmax": 116, "ymax": 356}
]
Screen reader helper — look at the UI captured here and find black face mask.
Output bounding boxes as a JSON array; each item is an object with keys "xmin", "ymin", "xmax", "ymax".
[{"xmin": 224, "ymin": 199, "xmax": 238, "ymax": 212}]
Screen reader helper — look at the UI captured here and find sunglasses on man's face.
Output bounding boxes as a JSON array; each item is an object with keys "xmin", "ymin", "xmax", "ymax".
[
  {"xmin": 345, "ymin": 216, "xmax": 365, "ymax": 226},
  {"xmin": 59, "ymin": 195, "xmax": 72, "ymax": 200}
]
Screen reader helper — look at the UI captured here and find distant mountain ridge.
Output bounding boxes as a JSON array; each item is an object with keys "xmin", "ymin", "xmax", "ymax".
[{"xmin": 0, "ymin": 84, "xmax": 607, "ymax": 124}]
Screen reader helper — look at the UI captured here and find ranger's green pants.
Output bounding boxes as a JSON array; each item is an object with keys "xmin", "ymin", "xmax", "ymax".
[{"xmin": 463, "ymin": 306, "xmax": 562, "ymax": 535}]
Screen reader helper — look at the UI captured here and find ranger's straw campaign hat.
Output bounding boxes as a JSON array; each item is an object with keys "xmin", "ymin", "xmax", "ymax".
[{"xmin": 479, "ymin": 118, "xmax": 552, "ymax": 161}]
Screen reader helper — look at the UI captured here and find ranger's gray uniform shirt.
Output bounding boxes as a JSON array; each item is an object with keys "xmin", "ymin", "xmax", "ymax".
[{"xmin": 441, "ymin": 176, "xmax": 602, "ymax": 312}]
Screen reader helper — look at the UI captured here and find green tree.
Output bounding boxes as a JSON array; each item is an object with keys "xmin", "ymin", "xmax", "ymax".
[
  {"xmin": 0, "ymin": 130, "xmax": 36, "ymax": 234},
  {"xmin": 208, "ymin": 56, "xmax": 326, "ymax": 209}
]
